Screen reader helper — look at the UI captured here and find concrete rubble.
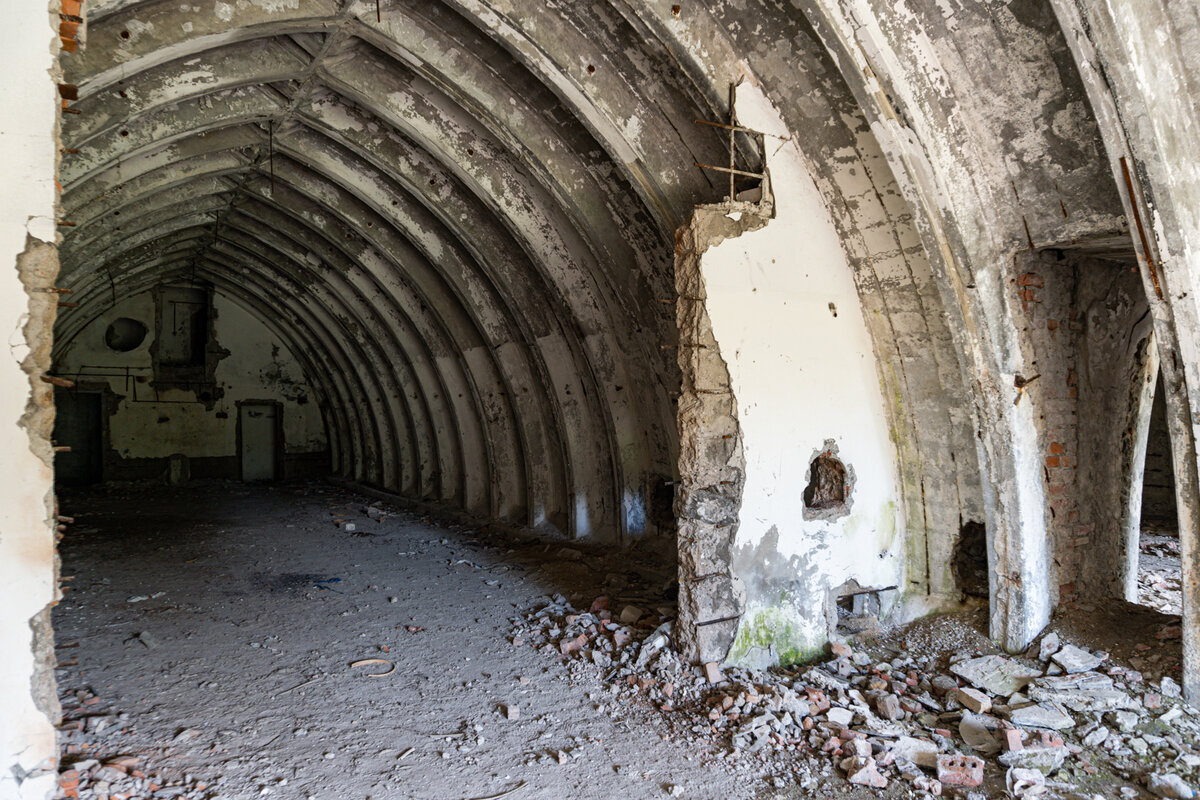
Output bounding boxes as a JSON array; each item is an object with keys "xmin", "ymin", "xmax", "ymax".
[
  {"xmin": 512, "ymin": 597, "xmax": 1200, "ymax": 797},
  {"xmin": 55, "ymin": 688, "xmax": 210, "ymax": 800}
]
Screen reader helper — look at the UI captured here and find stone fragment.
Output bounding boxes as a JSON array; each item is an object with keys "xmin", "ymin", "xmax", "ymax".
[
  {"xmin": 1149, "ymin": 774, "xmax": 1195, "ymax": 799},
  {"xmin": 1009, "ymin": 702, "xmax": 1074, "ymax": 731},
  {"xmin": 846, "ymin": 759, "xmax": 888, "ymax": 788},
  {"xmin": 1007, "ymin": 767, "xmax": 1046, "ymax": 797},
  {"xmin": 1028, "ymin": 672, "xmax": 1133, "ymax": 712},
  {"xmin": 1161, "ymin": 676, "xmax": 1183, "ymax": 699},
  {"xmin": 998, "ymin": 745, "xmax": 1067, "ymax": 774},
  {"xmin": 875, "ymin": 693, "xmax": 902, "ymax": 720},
  {"xmin": 502, "ymin": 703, "xmax": 519, "ymax": 721},
  {"xmin": 619, "ymin": 605, "xmax": 644, "ymax": 624},
  {"xmin": 936, "ymin": 754, "xmax": 984, "ymax": 787},
  {"xmin": 1106, "ymin": 710, "xmax": 1139, "ymax": 733},
  {"xmin": 1003, "ymin": 728, "xmax": 1024, "ymax": 751},
  {"xmin": 891, "ymin": 736, "xmax": 939, "ymax": 769},
  {"xmin": 951, "ymin": 655, "xmax": 1041, "ymax": 697},
  {"xmin": 954, "ymin": 687, "xmax": 992, "ymax": 714},
  {"xmin": 703, "ymin": 661, "xmax": 722, "ymax": 684},
  {"xmin": 1050, "ymin": 644, "xmax": 1104, "ymax": 674},
  {"xmin": 959, "ymin": 712, "xmax": 1000, "ymax": 755},
  {"xmin": 665, "ymin": 784, "xmax": 684, "ymax": 797},
  {"xmin": 826, "ymin": 707, "xmax": 854, "ymax": 727},
  {"xmin": 1082, "ymin": 726, "xmax": 1109, "ymax": 747},
  {"xmin": 830, "ymin": 642, "xmax": 852, "ymax": 659},
  {"xmin": 931, "ymin": 675, "xmax": 958, "ymax": 696},
  {"xmin": 1038, "ymin": 632, "xmax": 1061, "ymax": 662}
]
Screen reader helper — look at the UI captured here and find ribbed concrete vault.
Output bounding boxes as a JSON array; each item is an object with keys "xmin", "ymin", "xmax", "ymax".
[{"xmin": 56, "ymin": 0, "xmax": 753, "ymax": 540}]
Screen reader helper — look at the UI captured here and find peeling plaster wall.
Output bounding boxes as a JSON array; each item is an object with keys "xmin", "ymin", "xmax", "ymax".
[
  {"xmin": 0, "ymin": 3, "xmax": 61, "ymax": 799},
  {"xmin": 55, "ymin": 290, "xmax": 328, "ymax": 477},
  {"xmin": 681, "ymin": 83, "xmax": 905, "ymax": 669}
]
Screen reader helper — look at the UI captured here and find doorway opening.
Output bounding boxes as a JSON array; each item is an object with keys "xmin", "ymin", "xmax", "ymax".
[
  {"xmin": 1135, "ymin": 372, "xmax": 1181, "ymax": 614},
  {"xmin": 238, "ymin": 401, "xmax": 282, "ymax": 482},
  {"xmin": 53, "ymin": 389, "xmax": 104, "ymax": 486}
]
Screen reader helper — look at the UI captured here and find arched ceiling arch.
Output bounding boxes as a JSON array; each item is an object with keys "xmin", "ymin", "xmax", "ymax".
[
  {"xmin": 56, "ymin": 0, "xmax": 1004, "ymax": 552},
  {"xmin": 58, "ymin": 0, "xmax": 750, "ymax": 540}
]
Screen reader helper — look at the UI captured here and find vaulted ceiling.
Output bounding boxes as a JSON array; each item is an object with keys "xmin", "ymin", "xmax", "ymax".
[{"xmin": 57, "ymin": 0, "xmax": 754, "ymax": 539}]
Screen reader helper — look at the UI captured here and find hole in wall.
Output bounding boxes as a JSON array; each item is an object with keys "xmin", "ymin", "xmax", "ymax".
[
  {"xmin": 953, "ymin": 520, "xmax": 989, "ymax": 599},
  {"xmin": 828, "ymin": 579, "xmax": 887, "ymax": 640},
  {"xmin": 648, "ymin": 474, "xmax": 676, "ymax": 535},
  {"xmin": 803, "ymin": 454, "xmax": 846, "ymax": 510},
  {"xmin": 104, "ymin": 317, "xmax": 147, "ymax": 352}
]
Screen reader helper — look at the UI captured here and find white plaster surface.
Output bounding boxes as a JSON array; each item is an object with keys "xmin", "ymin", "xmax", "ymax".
[
  {"xmin": 702, "ymin": 82, "xmax": 905, "ymax": 663},
  {"xmin": 57, "ymin": 291, "xmax": 327, "ymax": 462},
  {"xmin": 0, "ymin": 4, "xmax": 60, "ymax": 799}
]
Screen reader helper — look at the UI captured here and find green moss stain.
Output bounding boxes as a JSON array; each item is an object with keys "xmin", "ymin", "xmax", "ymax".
[{"xmin": 727, "ymin": 607, "xmax": 824, "ymax": 667}]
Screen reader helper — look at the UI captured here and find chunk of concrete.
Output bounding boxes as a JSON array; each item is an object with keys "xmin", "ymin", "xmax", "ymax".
[
  {"xmin": 1038, "ymin": 632, "xmax": 1061, "ymax": 662},
  {"xmin": 951, "ymin": 655, "xmax": 1041, "ymax": 697},
  {"xmin": 1028, "ymin": 673, "xmax": 1133, "ymax": 713},
  {"xmin": 891, "ymin": 736, "xmax": 939, "ymax": 769},
  {"xmin": 846, "ymin": 759, "xmax": 888, "ymax": 788},
  {"xmin": 1149, "ymin": 774, "xmax": 1195, "ymax": 799},
  {"xmin": 826, "ymin": 707, "xmax": 854, "ymax": 727},
  {"xmin": 1050, "ymin": 644, "xmax": 1104, "ymax": 674},
  {"xmin": 999, "ymin": 745, "xmax": 1068, "ymax": 773},
  {"xmin": 1009, "ymin": 702, "xmax": 1074, "ymax": 731},
  {"xmin": 954, "ymin": 687, "xmax": 992, "ymax": 714}
]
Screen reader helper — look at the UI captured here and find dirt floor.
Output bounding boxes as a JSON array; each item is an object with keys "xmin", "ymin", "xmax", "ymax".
[
  {"xmin": 50, "ymin": 482, "xmax": 1193, "ymax": 800},
  {"xmin": 52, "ymin": 481, "xmax": 756, "ymax": 800}
]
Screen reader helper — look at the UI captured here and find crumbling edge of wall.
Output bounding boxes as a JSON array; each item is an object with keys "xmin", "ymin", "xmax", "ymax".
[{"xmin": 673, "ymin": 196, "xmax": 772, "ymax": 665}]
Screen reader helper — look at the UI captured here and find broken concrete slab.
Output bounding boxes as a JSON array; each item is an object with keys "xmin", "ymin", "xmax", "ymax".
[
  {"xmin": 1049, "ymin": 644, "xmax": 1104, "ymax": 674},
  {"xmin": 1028, "ymin": 673, "xmax": 1135, "ymax": 713},
  {"xmin": 951, "ymin": 655, "xmax": 1041, "ymax": 697},
  {"xmin": 891, "ymin": 736, "xmax": 938, "ymax": 769},
  {"xmin": 1009, "ymin": 702, "xmax": 1074, "ymax": 731},
  {"xmin": 999, "ymin": 744, "xmax": 1068, "ymax": 774}
]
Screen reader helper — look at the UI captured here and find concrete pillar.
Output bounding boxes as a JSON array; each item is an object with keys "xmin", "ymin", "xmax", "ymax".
[{"xmin": 1051, "ymin": 0, "xmax": 1200, "ymax": 703}]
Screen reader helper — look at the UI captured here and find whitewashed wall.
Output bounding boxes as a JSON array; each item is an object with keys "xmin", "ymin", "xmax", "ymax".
[
  {"xmin": 704, "ymin": 82, "xmax": 905, "ymax": 667},
  {"xmin": 0, "ymin": 4, "xmax": 61, "ymax": 799},
  {"xmin": 56, "ymin": 290, "xmax": 327, "ymax": 465}
]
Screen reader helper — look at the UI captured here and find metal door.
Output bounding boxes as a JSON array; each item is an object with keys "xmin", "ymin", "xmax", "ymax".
[{"xmin": 239, "ymin": 403, "xmax": 279, "ymax": 481}]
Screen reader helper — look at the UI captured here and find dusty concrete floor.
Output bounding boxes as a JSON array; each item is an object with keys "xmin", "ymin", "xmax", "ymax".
[{"xmin": 52, "ymin": 482, "xmax": 753, "ymax": 800}]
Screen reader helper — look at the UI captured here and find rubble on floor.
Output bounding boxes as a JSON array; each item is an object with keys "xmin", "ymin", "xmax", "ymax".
[
  {"xmin": 513, "ymin": 596, "xmax": 1200, "ymax": 798},
  {"xmin": 1139, "ymin": 533, "xmax": 1183, "ymax": 616},
  {"xmin": 56, "ymin": 686, "xmax": 213, "ymax": 800}
]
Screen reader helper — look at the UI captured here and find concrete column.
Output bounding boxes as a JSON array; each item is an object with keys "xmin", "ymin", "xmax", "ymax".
[{"xmin": 1051, "ymin": 0, "xmax": 1200, "ymax": 702}]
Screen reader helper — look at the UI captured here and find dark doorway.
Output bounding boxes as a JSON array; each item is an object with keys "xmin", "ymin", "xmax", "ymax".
[
  {"xmin": 1136, "ymin": 373, "xmax": 1181, "ymax": 614},
  {"xmin": 54, "ymin": 390, "xmax": 103, "ymax": 486},
  {"xmin": 239, "ymin": 401, "xmax": 280, "ymax": 481},
  {"xmin": 1142, "ymin": 373, "xmax": 1177, "ymax": 530}
]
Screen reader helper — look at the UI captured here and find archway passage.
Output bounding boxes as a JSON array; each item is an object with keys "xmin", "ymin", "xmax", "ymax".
[
  {"xmin": 1137, "ymin": 373, "xmax": 1182, "ymax": 614},
  {"xmin": 54, "ymin": 0, "xmax": 736, "ymax": 542}
]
